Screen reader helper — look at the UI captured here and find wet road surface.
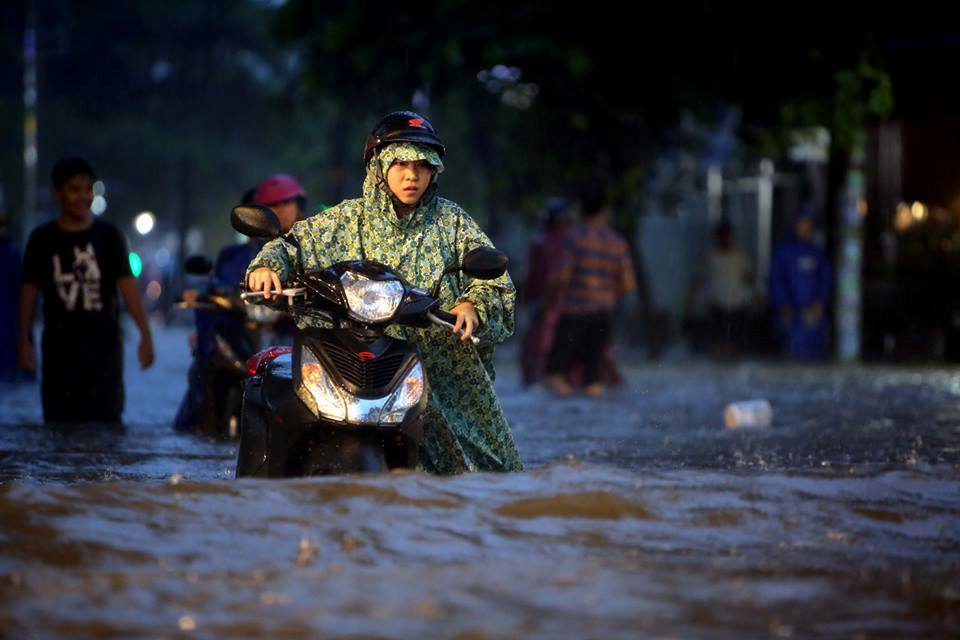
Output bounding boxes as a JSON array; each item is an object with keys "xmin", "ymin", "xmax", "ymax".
[{"xmin": 1, "ymin": 324, "xmax": 958, "ymax": 638}]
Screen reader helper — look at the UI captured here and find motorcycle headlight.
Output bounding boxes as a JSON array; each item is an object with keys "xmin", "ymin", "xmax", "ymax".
[
  {"xmin": 380, "ymin": 362, "xmax": 426, "ymax": 425},
  {"xmin": 299, "ymin": 349, "xmax": 426, "ymax": 426},
  {"xmin": 299, "ymin": 348, "xmax": 347, "ymax": 421},
  {"xmin": 344, "ymin": 396, "xmax": 389, "ymax": 425},
  {"xmin": 340, "ymin": 271, "xmax": 404, "ymax": 322}
]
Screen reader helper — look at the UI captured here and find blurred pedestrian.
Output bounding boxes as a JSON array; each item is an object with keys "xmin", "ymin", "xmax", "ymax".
[
  {"xmin": 18, "ymin": 157, "xmax": 154, "ymax": 423},
  {"xmin": 544, "ymin": 188, "xmax": 635, "ymax": 397},
  {"xmin": 769, "ymin": 205, "xmax": 832, "ymax": 360},
  {"xmin": 520, "ymin": 196, "xmax": 573, "ymax": 386},
  {"xmin": 686, "ymin": 221, "xmax": 756, "ymax": 357}
]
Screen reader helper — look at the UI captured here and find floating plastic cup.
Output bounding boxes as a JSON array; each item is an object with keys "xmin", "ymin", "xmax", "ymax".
[{"xmin": 724, "ymin": 399, "xmax": 773, "ymax": 430}]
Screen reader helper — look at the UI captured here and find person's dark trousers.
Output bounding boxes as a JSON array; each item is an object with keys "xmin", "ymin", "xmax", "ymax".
[
  {"xmin": 41, "ymin": 330, "xmax": 124, "ymax": 423},
  {"xmin": 173, "ymin": 359, "xmax": 206, "ymax": 432},
  {"xmin": 708, "ymin": 306, "xmax": 751, "ymax": 351},
  {"xmin": 546, "ymin": 312, "xmax": 612, "ymax": 386}
]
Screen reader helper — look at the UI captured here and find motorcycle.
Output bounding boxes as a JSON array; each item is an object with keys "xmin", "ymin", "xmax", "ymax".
[
  {"xmin": 173, "ymin": 255, "xmax": 285, "ymax": 438},
  {"xmin": 231, "ymin": 204, "xmax": 508, "ymax": 477}
]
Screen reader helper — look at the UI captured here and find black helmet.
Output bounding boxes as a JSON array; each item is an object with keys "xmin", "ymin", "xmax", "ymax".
[{"xmin": 363, "ymin": 111, "xmax": 445, "ymax": 166}]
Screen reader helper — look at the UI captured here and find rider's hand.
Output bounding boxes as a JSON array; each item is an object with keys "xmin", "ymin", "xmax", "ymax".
[
  {"xmin": 138, "ymin": 336, "xmax": 155, "ymax": 370},
  {"xmin": 248, "ymin": 267, "xmax": 282, "ymax": 300},
  {"xmin": 450, "ymin": 301, "xmax": 479, "ymax": 342}
]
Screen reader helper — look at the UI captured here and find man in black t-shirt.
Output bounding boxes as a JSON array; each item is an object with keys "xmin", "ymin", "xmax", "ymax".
[{"xmin": 18, "ymin": 157, "xmax": 154, "ymax": 423}]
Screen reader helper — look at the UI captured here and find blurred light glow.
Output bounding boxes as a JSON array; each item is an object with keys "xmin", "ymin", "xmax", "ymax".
[
  {"xmin": 477, "ymin": 65, "xmax": 535, "ymax": 109},
  {"xmin": 236, "ymin": 50, "xmax": 274, "ymax": 85},
  {"xmin": 412, "ymin": 87, "xmax": 430, "ymax": 112},
  {"xmin": 789, "ymin": 127, "xmax": 831, "ymax": 163},
  {"xmin": 162, "ymin": 231, "xmax": 178, "ymax": 251},
  {"xmin": 895, "ymin": 202, "xmax": 913, "ymax": 232},
  {"xmin": 135, "ymin": 211, "xmax": 156, "ymax": 235},
  {"xmin": 93, "ymin": 180, "xmax": 106, "ymax": 196},
  {"xmin": 146, "ymin": 280, "xmax": 162, "ymax": 301},
  {"xmin": 154, "ymin": 248, "xmax": 171, "ymax": 268},
  {"xmin": 911, "ymin": 201, "xmax": 927, "ymax": 221},
  {"xmin": 129, "ymin": 252, "xmax": 143, "ymax": 278},
  {"xmin": 490, "ymin": 64, "xmax": 521, "ymax": 82},
  {"xmin": 151, "ymin": 59, "xmax": 172, "ymax": 83},
  {"xmin": 186, "ymin": 227, "xmax": 204, "ymax": 254},
  {"xmin": 91, "ymin": 195, "xmax": 107, "ymax": 216}
]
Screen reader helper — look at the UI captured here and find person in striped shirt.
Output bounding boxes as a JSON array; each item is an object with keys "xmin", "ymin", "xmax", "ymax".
[{"xmin": 544, "ymin": 189, "xmax": 636, "ymax": 397}]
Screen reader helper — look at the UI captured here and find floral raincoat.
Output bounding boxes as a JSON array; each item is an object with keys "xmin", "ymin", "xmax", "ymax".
[{"xmin": 246, "ymin": 143, "xmax": 523, "ymax": 473}]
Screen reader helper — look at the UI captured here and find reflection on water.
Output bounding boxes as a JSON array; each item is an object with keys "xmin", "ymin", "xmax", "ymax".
[{"xmin": 0, "ymin": 325, "xmax": 958, "ymax": 637}]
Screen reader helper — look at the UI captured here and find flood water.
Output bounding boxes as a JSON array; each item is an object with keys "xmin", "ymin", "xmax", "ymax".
[{"xmin": 2, "ymin": 324, "xmax": 958, "ymax": 638}]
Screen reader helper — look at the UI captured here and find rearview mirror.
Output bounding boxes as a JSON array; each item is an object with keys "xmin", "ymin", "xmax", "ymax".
[
  {"xmin": 461, "ymin": 247, "xmax": 509, "ymax": 280},
  {"xmin": 231, "ymin": 204, "xmax": 280, "ymax": 240}
]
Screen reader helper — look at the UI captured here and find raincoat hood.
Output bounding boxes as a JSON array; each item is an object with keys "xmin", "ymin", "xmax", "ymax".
[{"xmin": 363, "ymin": 142, "xmax": 445, "ymax": 229}]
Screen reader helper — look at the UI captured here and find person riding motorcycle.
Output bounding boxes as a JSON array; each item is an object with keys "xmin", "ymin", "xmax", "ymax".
[
  {"xmin": 218, "ymin": 175, "xmax": 307, "ymax": 294},
  {"xmin": 174, "ymin": 176, "xmax": 306, "ymax": 435},
  {"xmin": 246, "ymin": 112, "xmax": 522, "ymax": 473}
]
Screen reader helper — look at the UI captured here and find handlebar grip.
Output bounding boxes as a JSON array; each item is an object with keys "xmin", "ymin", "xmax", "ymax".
[{"xmin": 433, "ymin": 309, "xmax": 457, "ymax": 325}]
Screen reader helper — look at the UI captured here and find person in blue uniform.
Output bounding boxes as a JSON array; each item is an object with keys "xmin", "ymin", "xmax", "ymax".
[{"xmin": 768, "ymin": 207, "xmax": 832, "ymax": 360}]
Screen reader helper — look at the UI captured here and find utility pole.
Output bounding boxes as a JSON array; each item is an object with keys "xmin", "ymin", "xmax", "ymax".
[{"xmin": 22, "ymin": 0, "xmax": 38, "ymax": 244}]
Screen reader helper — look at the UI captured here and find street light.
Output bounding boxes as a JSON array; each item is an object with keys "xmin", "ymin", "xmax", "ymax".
[
  {"xmin": 91, "ymin": 195, "xmax": 107, "ymax": 215},
  {"xmin": 134, "ymin": 211, "xmax": 155, "ymax": 235},
  {"xmin": 91, "ymin": 181, "xmax": 107, "ymax": 216}
]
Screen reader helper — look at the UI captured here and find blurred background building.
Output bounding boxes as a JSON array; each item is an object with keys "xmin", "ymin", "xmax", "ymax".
[{"xmin": 2, "ymin": 1, "xmax": 959, "ymax": 361}]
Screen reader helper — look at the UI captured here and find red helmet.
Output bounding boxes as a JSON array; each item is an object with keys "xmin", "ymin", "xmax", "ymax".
[{"xmin": 253, "ymin": 174, "xmax": 306, "ymax": 206}]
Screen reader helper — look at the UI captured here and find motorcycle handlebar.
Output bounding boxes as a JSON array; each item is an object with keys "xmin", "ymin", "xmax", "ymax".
[
  {"xmin": 240, "ymin": 281, "xmax": 478, "ymax": 344},
  {"xmin": 426, "ymin": 311, "xmax": 480, "ymax": 345},
  {"xmin": 240, "ymin": 288, "xmax": 306, "ymax": 302},
  {"xmin": 432, "ymin": 309, "xmax": 457, "ymax": 325}
]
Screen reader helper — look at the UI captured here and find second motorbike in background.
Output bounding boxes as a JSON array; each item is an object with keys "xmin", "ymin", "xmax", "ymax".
[{"xmin": 173, "ymin": 255, "xmax": 285, "ymax": 438}]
